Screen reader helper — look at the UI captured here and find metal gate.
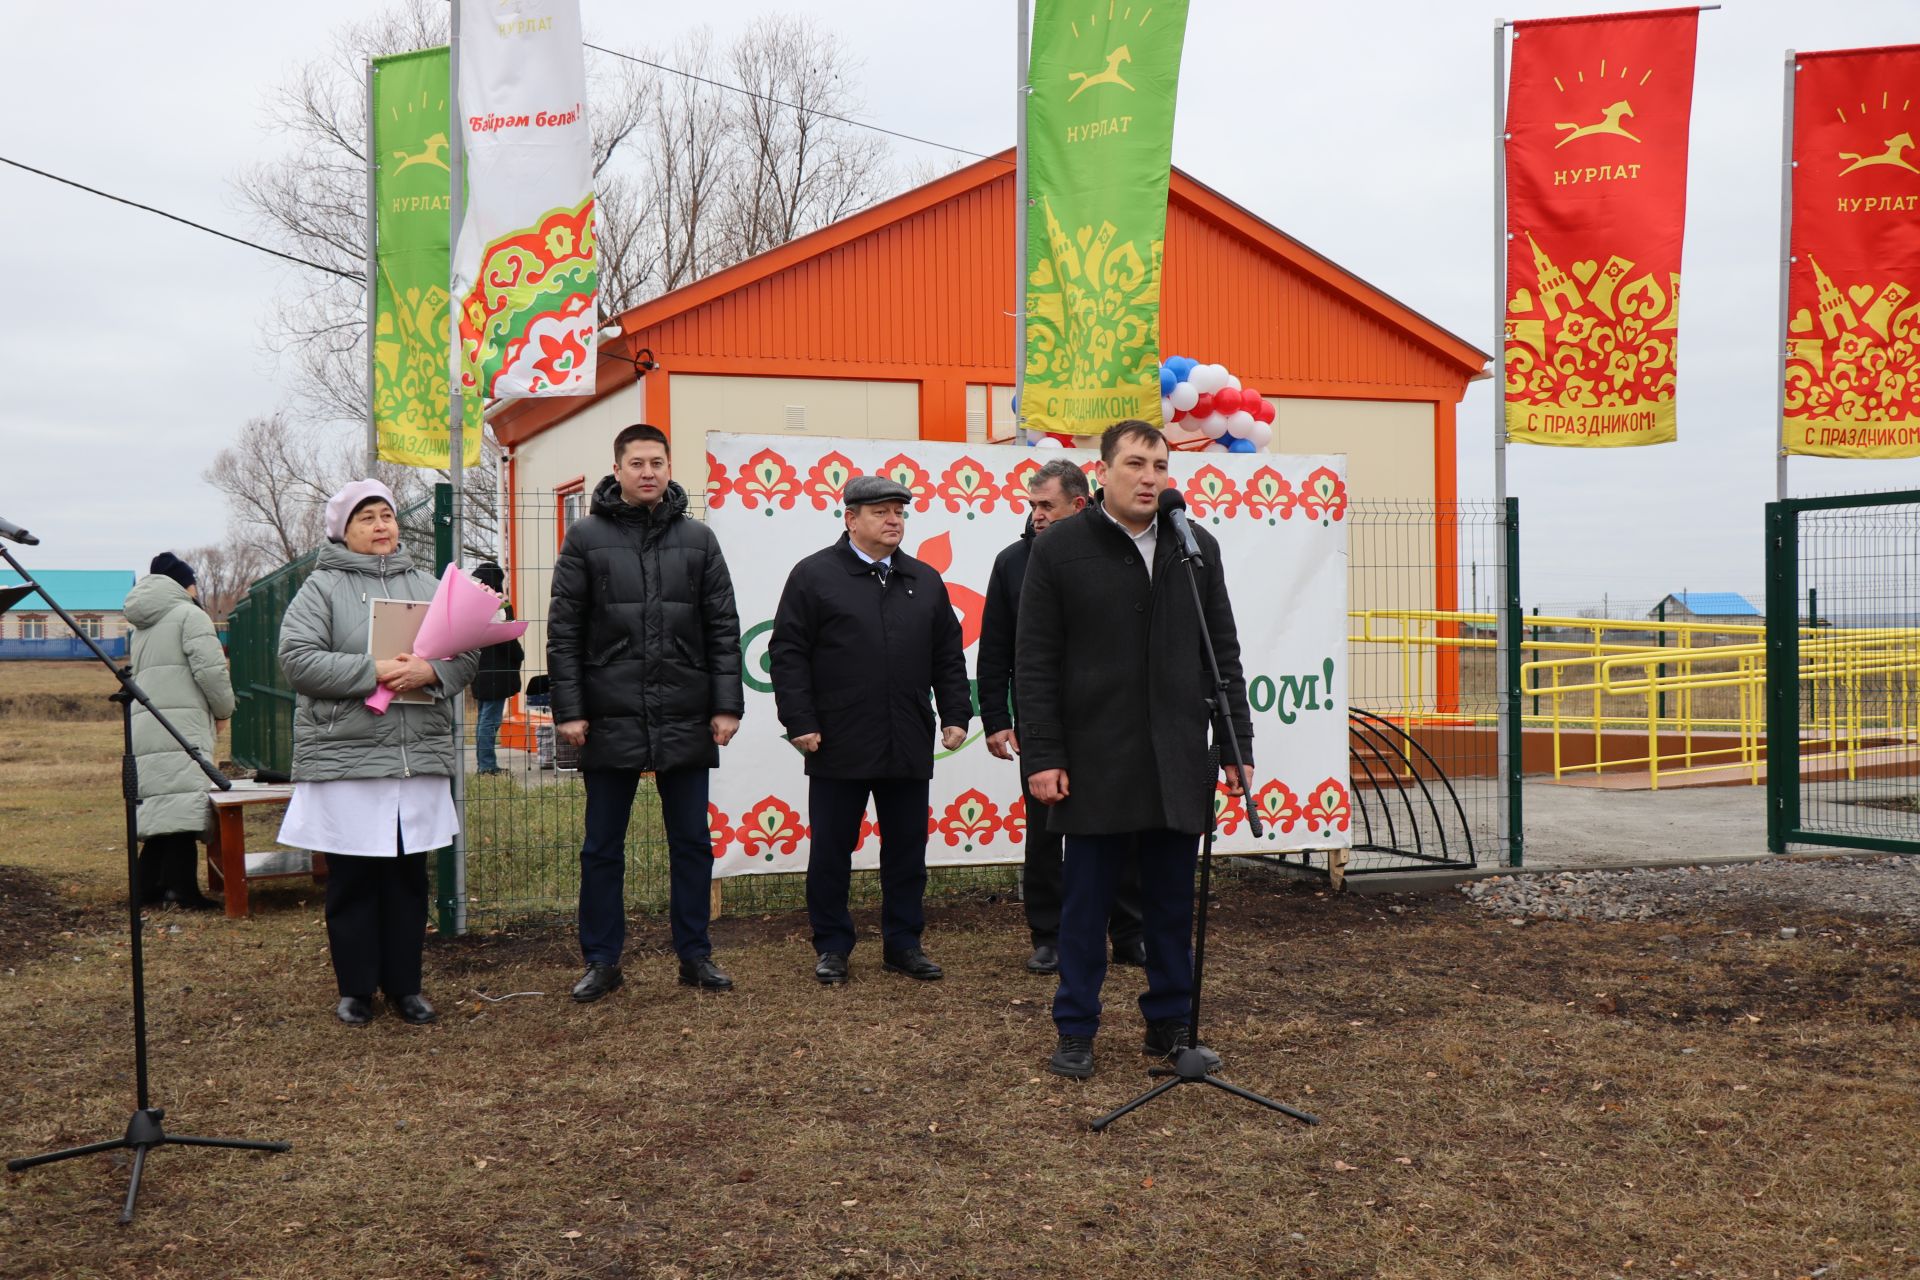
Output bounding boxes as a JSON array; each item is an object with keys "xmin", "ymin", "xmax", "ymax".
[{"xmin": 1765, "ymin": 490, "xmax": 1920, "ymax": 854}]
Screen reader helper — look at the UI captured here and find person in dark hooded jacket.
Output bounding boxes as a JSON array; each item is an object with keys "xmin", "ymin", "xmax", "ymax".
[
  {"xmin": 468, "ymin": 560, "xmax": 522, "ymax": 776},
  {"xmin": 976, "ymin": 459, "xmax": 1143, "ymax": 975},
  {"xmin": 547, "ymin": 423, "xmax": 744, "ymax": 1001}
]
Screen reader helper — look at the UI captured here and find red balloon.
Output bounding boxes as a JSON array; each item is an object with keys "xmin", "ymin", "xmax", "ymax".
[
  {"xmin": 1256, "ymin": 399, "xmax": 1277, "ymax": 425},
  {"xmin": 1213, "ymin": 387, "xmax": 1243, "ymax": 416},
  {"xmin": 1170, "ymin": 407, "xmax": 1187, "ymax": 423},
  {"xmin": 1191, "ymin": 392, "xmax": 1215, "ymax": 420}
]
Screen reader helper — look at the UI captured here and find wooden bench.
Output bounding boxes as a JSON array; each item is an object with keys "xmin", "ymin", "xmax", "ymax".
[{"xmin": 205, "ymin": 783, "xmax": 328, "ymax": 919}]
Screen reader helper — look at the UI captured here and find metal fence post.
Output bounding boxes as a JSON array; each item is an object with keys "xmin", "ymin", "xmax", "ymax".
[
  {"xmin": 433, "ymin": 482, "xmax": 462, "ymax": 935},
  {"xmin": 1505, "ymin": 497, "xmax": 1524, "ymax": 867},
  {"xmin": 1655, "ymin": 598, "xmax": 1667, "ymax": 723},
  {"xmin": 1764, "ymin": 501, "xmax": 1798, "ymax": 853}
]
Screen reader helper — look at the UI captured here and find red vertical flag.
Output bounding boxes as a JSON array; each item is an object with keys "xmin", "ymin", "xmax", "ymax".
[
  {"xmin": 1784, "ymin": 45, "xmax": 1920, "ymax": 458},
  {"xmin": 1504, "ymin": 8, "xmax": 1700, "ymax": 447}
]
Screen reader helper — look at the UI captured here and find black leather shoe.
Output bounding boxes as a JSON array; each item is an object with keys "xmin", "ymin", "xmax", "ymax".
[
  {"xmin": 1143, "ymin": 1018, "xmax": 1192, "ymax": 1058},
  {"xmin": 571, "ymin": 963, "xmax": 624, "ymax": 1003},
  {"xmin": 679, "ymin": 956, "xmax": 734, "ymax": 990},
  {"xmin": 1026, "ymin": 943, "xmax": 1060, "ymax": 974},
  {"xmin": 335, "ymin": 996, "xmax": 373, "ymax": 1027},
  {"xmin": 883, "ymin": 947, "xmax": 943, "ymax": 981},
  {"xmin": 1112, "ymin": 937, "xmax": 1148, "ymax": 967},
  {"xmin": 1049, "ymin": 1034, "xmax": 1095, "ymax": 1079},
  {"xmin": 814, "ymin": 952, "xmax": 849, "ymax": 985},
  {"xmin": 394, "ymin": 993, "xmax": 437, "ymax": 1025}
]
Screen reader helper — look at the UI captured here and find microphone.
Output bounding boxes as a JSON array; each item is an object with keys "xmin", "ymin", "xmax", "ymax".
[
  {"xmin": 1157, "ymin": 487, "xmax": 1202, "ymax": 565},
  {"xmin": 0, "ymin": 516, "xmax": 38, "ymax": 546}
]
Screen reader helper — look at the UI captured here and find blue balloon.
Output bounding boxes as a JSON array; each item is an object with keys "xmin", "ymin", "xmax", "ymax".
[
  {"xmin": 1227, "ymin": 436, "xmax": 1259, "ymax": 454},
  {"xmin": 1166, "ymin": 355, "xmax": 1197, "ymax": 378},
  {"xmin": 1159, "ymin": 366, "xmax": 1177, "ymax": 395}
]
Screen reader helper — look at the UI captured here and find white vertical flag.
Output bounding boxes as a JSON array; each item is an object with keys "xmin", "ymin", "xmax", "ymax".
[{"xmin": 452, "ymin": 0, "xmax": 599, "ymax": 399}]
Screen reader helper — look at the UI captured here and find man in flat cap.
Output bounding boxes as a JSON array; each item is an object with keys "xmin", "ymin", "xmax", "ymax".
[{"xmin": 769, "ymin": 474, "xmax": 974, "ymax": 985}]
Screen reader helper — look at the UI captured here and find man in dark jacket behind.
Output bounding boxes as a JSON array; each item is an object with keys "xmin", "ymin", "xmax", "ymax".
[
  {"xmin": 977, "ymin": 458, "xmax": 1143, "ymax": 975},
  {"xmin": 548, "ymin": 423, "xmax": 745, "ymax": 1000},
  {"xmin": 769, "ymin": 475, "xmax": 973, "ymax": 986},
  {"xmin": 470, "ymin": 560, "xmax": 523, "ymax": 776},
  {"xmin": 1016, "ymin": 421, "xmax": 1254, "ymax": 1080}
]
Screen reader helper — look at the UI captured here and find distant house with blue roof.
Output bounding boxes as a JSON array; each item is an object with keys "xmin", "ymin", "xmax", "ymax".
[
  {"xmin": 0, "ymin": 569, "xmax": 137, "ymax": 659},
  {"xmin": 1650, "ymin": 591, "xmax": 1762, "ymax": 623}
]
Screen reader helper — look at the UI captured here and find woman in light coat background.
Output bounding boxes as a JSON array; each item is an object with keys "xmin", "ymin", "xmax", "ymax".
[
  {"xmin": 125, "ymin": 551, "xmax": 234, "ymax": 909},
  {"xmin": 276, "ymin": 480, "xmax": 477, "ymax": 1027}
]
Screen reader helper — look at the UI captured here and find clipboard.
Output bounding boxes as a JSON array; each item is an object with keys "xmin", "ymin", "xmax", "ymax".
[{"xmin": 368, "ymin": 598, "xmax": 434, "ymax": 706}]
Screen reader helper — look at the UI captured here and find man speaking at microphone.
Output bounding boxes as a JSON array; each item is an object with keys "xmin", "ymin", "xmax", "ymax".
[{"xmin": 1014, "ymin": 420, "xmax": 1253, "ymax": 1080}]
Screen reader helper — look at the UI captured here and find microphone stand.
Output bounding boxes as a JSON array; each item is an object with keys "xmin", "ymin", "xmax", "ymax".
[
  {"xmin": 1, "ymin": 543, "xmax": 289, "ymax": 1222},
  {"xmin": 1090, "ymin": 517, "xmax": 1318, "ymax": 1132}
]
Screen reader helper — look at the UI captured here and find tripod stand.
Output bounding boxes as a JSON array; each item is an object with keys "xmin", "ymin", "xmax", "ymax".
[
  {"xmin": 1, "ymin": 535, "xmax": 289, "ymax": 1222},
  {"xmin": 1090, "ymin": 497, "xmax": 1318, "ymax": 1132}
]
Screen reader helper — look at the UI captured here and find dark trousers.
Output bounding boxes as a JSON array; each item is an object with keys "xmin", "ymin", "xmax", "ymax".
[
  {"xmin": 1052, "ymin": 829, "xmax": 1199, "ymax": 1038},
  {"xmin": 324, "ymin": 848, "xmax": 430, "ymax": 999},
  {"xmin": 1021, "ymin": 776, "xmax": 1143, "ymax": 948},
  {"xmin": 137, "ymin": 830, "xmax": 199, "ymax": 903},
  {"xmin": 579, "ymin": 767, "xmax": 714, "ymax": 966},
  {"xmin": 806, "ymin": 776, "xmax": 929, "ymax": 956}
]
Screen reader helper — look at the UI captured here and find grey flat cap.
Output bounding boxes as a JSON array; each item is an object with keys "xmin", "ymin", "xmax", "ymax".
[{"xmin": 843, "ymin": 475, "xmax": 914, "ymax": 508}]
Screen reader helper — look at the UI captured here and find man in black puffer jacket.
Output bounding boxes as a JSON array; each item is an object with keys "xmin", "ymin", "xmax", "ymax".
[{"xmin": 548, "ymin": 423, "xmax": 744, "ymax": 1000}]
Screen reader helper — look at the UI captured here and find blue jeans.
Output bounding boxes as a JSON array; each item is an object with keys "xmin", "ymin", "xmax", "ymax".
[
  {"xmin": 475, "ymin": 699, "xmax": 505, "ymax": 772},
  {"xmin": 578, "ymin": 767, "xmax": 715, "ymax": 964},
  {"xmin": 1052, "ymin": 830, "xmax": 1198, "ymax": 1037}
]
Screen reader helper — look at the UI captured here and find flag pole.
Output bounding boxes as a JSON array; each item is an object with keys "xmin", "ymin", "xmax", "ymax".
[
  {"xmin": 1492, "ymin": 17, "xmax": 1513, "ymax": 861},
  {"xmin": 447, "ymin": 2, "xmax": 470, "ymax": 934},
  {"xmin": 1014, "ymin": 0, "xmax": 1030, "ymax": 446},
  {"xmin": 1775, "ymin": 49, "xmax": 1797, "ymax": 501},
  {"xmin": 365, "ymin": 59, "xmax": 379, "ymax": 472}
]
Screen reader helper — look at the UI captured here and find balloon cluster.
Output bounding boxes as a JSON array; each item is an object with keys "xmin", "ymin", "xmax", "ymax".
[
  {"xmin": 1159, "ymin": 356, "xmax": 1276, "ymax": 454},
  {"xmin": 1009, "ymin": 395, "xmax": 1076, "ymax": 448}
]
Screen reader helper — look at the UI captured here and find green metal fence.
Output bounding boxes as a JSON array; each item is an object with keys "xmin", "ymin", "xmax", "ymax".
[{"xmin": 1766, "ymin": 490, "xmax": 1920, "ymax": 855}]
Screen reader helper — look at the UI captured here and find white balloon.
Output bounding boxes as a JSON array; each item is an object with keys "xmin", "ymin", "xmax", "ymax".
[
  {"xmin": 1169, "ymin": 381, "xmax": 1200, "ymax": 412},
  {"xmin": 1161, "ymin": 396, "xmax": 1177, "ymax": 423},
  {"xmin": 1248, "ymin": 418, "xmax": 1274, "ymax": 447},
  {"xmin": 1198, "ymin": 412, "xmax": 1230, "ymax": 440},
  {"xmin": 1227, "ymin": 410, "xmax": 1256, "ymax": 438},
  {"xmin": 1187, "ymin": 363, "xmax": 1225, "ymax": 394},
  {"xmin": 1223, "ymin": 372, "xmax": 1242, "ymax": 392},
  {"xmin": 1203, "ymin": 441, "xmax": 1229, "ymax": 453},
  {"xmin": 1034, "ymin": 436, "xmax": 1064, "ymax": 449}
]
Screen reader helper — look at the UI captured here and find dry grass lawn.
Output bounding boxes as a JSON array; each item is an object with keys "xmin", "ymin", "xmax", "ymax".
[{"xmin": 1, "ymin": 662, "xmax": 1916, "ymax": 1280}]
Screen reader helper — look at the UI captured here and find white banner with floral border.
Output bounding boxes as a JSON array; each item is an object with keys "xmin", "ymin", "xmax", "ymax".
[{"xmin": 704, "ymin": 434, "xmax": 1351, "ymax": 878}]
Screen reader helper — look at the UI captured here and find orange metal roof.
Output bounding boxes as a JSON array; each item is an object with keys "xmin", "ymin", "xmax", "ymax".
[{"xmin": 494, "ymin": 150, "xmax": 1488, "ymax": 447}]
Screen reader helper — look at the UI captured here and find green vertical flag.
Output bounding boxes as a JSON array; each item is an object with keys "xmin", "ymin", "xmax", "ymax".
[
  {"xmin": 1023, "ymin": 0, "xmax": 1189, "ymax": 437},
  {"xmin": 372, "ymin": 47, "xmax": 482, "ymax": 469}
]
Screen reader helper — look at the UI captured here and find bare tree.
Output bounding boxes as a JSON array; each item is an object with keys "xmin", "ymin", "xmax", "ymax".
[
  {"xmin": 181, "ymin": 540, "xmax": 270, "ymax": 624},
  {"xmin": 719, "ymin": 15, "xmax": 891, "ymax": 261}
]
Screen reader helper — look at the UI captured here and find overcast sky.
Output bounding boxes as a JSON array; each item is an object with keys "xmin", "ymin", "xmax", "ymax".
[{"xmin": 3, "ymin": 0, "xmax": 1916, "ymax": 609}]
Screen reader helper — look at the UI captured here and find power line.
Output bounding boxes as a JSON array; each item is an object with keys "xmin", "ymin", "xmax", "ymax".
[
  {"xmin": 0, "ymin": 155, "xmax": 358, "ymax": 280},
  {"xmin": 580, "ymin": 38, "xmax": 1012, "ymax": 166}
]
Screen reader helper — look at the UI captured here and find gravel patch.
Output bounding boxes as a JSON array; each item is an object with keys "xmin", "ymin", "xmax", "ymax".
[{"xmin": 1458, "ymin": 855, "xmax": 1920, "ymax": 924}]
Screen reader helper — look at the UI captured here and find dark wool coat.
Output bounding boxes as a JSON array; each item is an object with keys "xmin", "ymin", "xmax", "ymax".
[
  {"xmin": 470, "ymin": 601, "xmax": 524, "ymax": 702},
  {"xmin": 769, "ymin": 533, "xmax": 973, "ymax": 780},
  {"xmin": 975, "ymin": 519, "xmax": 1035, "ymax": 737},
  {"xmin": 546, "ymin": 477, "xmax": 744, "ymax": 773},
  {"xmin": 1014, "ymin": 498, "xmax": 1253, "ymax": 836}
]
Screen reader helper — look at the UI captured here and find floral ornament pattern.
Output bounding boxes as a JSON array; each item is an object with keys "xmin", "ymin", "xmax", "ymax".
[
  {"xmin": 1784, "ymin": 260, "xmax": 1920, "ymax": 451},
  {"xmin": 1503, "ymin": 233, "xmax": 1679, "ymax": 445},
  {"xmin": 802, "ymin": 452, "xmax": 862, "ymax": 513},
  {"xmin": 704, "ymin": 453, "xmax": 731, "ymax": 510},
  {"xmin": 1296, "ymin": 467, "xmax": 1348, "ymax": 524},
  {"xmin": 1002, "ymin": 458, "xmax": 1044, "ymax": 511},
  {"xmin": 1212, "ymin": 782, "xmax": 1247, "ymax": 836},
  {"xmin": 934, "ymin": 457, "xmax": 998, "ymax": 519},
  {"xmin": 1004, "ymin": 794, "xmax": 1027, "ymax": 842},
  {"xmin": 1251, "ymin": 780, "xmax": 1305, "ymax": 835},
  {"xmin": 1241, "ymin": 467, "xmax": 1297, "ymax": 524},
  {"xmin": 1023, "ymin": 200, "xmax": 1163, "ymax": 435},
  {"xmin": 936, "ymin": 789, "xmax": 1002, "ymax": 851},
  {"xmin": 854, "ymin": 811, "xmax": 882, "ymax": 852},
  {"xmin": 1184, "ymin": 465, "xmax": 1240, "ymax": 522},
  {"xmin": 734, "ymin": 450, "xmax": 801, "ymax": 514},
  {"xmin": 877, "ymin": 455, "xmax": 936, "ymax": 512},
  {"xmin": 1302, "ymin": 779, "xmax": 1353, "ymax": 834},
  {"xmin": 706, "ymin": 804, "xmax": 733, "ymax": 860},
  {"xmin": 458, "ymin": 195, "xmax": 598, "ymax": 398},
  {"xmin": 739, "ymin": 796, "xmax": 806, "ymax": 860}
]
